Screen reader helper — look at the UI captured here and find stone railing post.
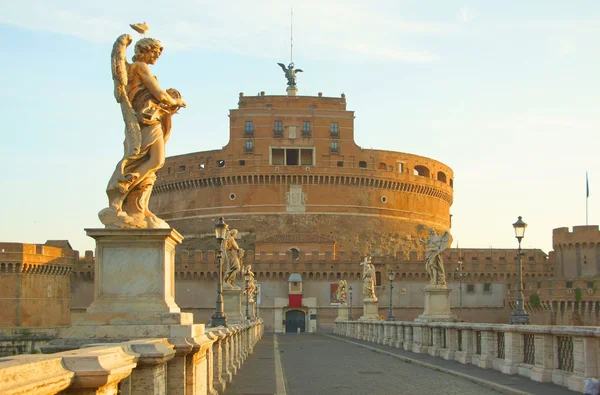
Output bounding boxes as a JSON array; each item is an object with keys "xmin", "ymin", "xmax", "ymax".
[
  {"xmin": 429, "ymin": 325, "xmax": 441, "ymax": 357},
  {"xmin": 120, "ymin": 339, "xmax": 175, "ymax": 395},
  {"xmin": 499, "ymin": 327, "xmax": 521, "ymax": 374},
  {"xmin": 530, "ymin": 327, "xmax": 554, "ymax": 383},
  {"xmin": 440, "ymin": 325, "xmax": 457, "ymax": 360},
  {"xmin": 220, "ymin": 328, "xmax": 233, "ymax": 383},
  {"xmin": 60, "ymin": 345, "xmax": 137, "ymax": 395},
  {"xmin": 394, "ymin": 323, "xmax": 404, "ymax": 348},
  {"xmin": 403, "ymin": 324, "xmax": 413, "ymax": 351},
  {"xmin": 455, "ymin": 326, "xmax": 473, "ymax": 364},
  {"xmin": 477, "ymin": 325, "xmax": 493, "ymax": 369},
  {"xmin": 377, "ymin": 322, "xmax": 385, "ymax": 344},
  {"xmin": 206, "ymin": 329, "xmax": 227, "ymax": 393},
  {"xmin": 0, "ymin": 355, "xmax": 74, "ymax": 394},
  {"xmin": 412, "ymin": 324, "xmax": 427, "ymax": 354}
]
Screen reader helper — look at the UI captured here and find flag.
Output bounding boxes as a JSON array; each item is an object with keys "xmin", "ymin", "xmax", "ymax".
[{"xmin": 587, "ymin": 171, "xmax": 590, "ymax": 198}]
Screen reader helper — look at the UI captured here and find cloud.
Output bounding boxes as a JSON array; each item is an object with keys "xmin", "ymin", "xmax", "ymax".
[
  {"xmin": 459, "ymin": 7, "xmax": 476, "ymax": 23},
  {"xmin": 556, "ymin": 39, "xmax": 576, "ymax": 56},
  {"xmin": 0, "ymin": 1, "xmax": 451, "ymax": 62}
]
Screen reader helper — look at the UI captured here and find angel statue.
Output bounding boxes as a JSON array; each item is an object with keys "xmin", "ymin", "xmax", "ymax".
[
  {"xmin": 244, "ymin": 265, "xmax": 257, "ymax": 302},
  {"xmin": 98, "ymin": 24, "xmax": 186, "ymax": 229},
  {"xmin": 421, "ymin": 228, "xmax": 451, "ymax": 288},
  {"xmin": 277, "ymin": 62, "xmax": 303, "ymax": 87},
  {"xmin": 223, "ymin": 229, "xmax": 244, "ymax": 289},
  {"xmin": 360, "ymin": 256, "xmax": 377, "ymax": 302},
  {"xmin": 336, "ymin": 280, "xmax": 347, "ymax": 306}
]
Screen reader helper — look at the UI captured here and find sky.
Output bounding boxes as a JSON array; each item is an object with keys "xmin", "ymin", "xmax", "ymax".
[{"xmin": 0, "ymin": 1, "xmax": 598, "ymax": 254}]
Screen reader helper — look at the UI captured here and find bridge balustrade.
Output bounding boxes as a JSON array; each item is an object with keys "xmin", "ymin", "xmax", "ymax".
[
  {"xmin": 0, "ymin": 320, "xmax": 263, "ymax": 395},
  {"xmin": 334, "ymin": 320, "xmax": 597, "ymax": 393}
]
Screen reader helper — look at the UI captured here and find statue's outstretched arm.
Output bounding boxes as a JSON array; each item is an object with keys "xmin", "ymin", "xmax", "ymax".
[{"xmin": 136, "ymin": 62, "xmax": 186, "ymax": 108}]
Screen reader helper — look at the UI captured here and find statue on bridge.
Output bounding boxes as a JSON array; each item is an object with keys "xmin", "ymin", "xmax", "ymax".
[
  {"xmin": 99, "ymin": 23, "xmax": 186, "ymax": 229},
  {"xmin": 223, "ymin": 229, "xmax": 244, "ymax": 289},
  {"xmin": 336, "ymin": 280, "xmax": 347, "ymax": 306},
  {"xmin": 360, "ymin": 256, "xmax": 377, "ymax": 302},
  {"xmin": 421, "ymin": 228, "xmax": 451, "ymax": 289}
]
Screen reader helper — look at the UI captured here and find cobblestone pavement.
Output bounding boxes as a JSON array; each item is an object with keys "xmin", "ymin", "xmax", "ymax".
[{"xmin": 227, "ymin": 333, "xmax": 509, "ymax": 395}]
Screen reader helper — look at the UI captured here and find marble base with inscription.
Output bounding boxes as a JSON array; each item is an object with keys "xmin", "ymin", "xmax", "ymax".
[
  {"xmin": 334, "ymin": 306, "xmax": 348, "ymax": 321},
  {"xmin": 415, "ymin": 287, "xmax": 458, "ymax": 323},
  {"xmin": 223, "ymin": 288, "xmax": 245, "ymax": 325},
  {"xmin": 359, "ymin": 300, "xmax": 381, "ymax": 321}
]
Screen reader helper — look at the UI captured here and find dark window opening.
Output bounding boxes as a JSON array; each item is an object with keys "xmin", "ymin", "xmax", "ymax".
[
  {"xmin": 239, "ymin": 160, "xmax": 246, "ymax": 166},
  {"xmin": 330, "ymin": 122, "xmax": 339, "ymax": 137},
  {"xmin": 566, "ymin": 281, "xmax": 573, "ymax": 289},
  {"xmin": 178, "ymin": 165, "xmax": 185, "ymax": 172},
  {"xmin": 286, "ymin": 149, "xmax": 299, "ymax": 165},
  {"xmin": 467, "ymin": 284, "xmax": 475, "ymax": 293},
  {"xmin": 302, "ymin": 121, "xmax": 311, "ymax": 136},
  {"xmin": 217, "ymin": 160, "xmax": 225, "ymax": 168},
  {"xmin": 437, "ymin": 171, "xmax": 447, "ymax": 183},
  {"xmin": 414, "ymin": 165, "xmax": 430, "ymax": 177},
  {"xmin": 290, "ymin": 248, "xmax": 299, "ymax": 260},
  {"xmin": 245, "ymin": 121, "xmax": 254, "ymax": 133},
  {"xmin": 330, "ymin": 141, "xmax": 339, "ymax": 153},
  {"xmin": 359, "ymin": 161, "xmax": 367, "ymax": 168},
  {"xmin": 245, "ymin": 140, "xmax": 253, "ymax": 152},
  {"xmin": 274, "ymin": 120, "xmax": 283, "ymax": 135},
  {"xmin": 483, "ymin": 283, "xmax": 491, "ymax": 292},
  {"xmin": 337, "ymin": 161, "xmax": 344, "ymax": 167},
  {"xmin": 375, "ymin": 271, "xmax": 382, "ymax": 286}
]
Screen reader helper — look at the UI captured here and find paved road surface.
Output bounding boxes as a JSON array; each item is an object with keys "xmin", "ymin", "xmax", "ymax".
[{"xmin": 226, "ymin": 333, "xmax": 504, "ymax": 395}]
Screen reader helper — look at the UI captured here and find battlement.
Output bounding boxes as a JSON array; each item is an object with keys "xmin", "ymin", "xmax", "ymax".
[
  {"xmin": 552, "ymin": 225, "xmax": 600, "ymax": 246},
  {"xmin": 236, "ymin": 92, "xmax": 347, "ymax": 111}
]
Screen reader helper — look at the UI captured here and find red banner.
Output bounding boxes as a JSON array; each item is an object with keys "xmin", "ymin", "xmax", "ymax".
[{"xmin": 289, "ymin": 294, "xmax": 302, "ymax": 307}]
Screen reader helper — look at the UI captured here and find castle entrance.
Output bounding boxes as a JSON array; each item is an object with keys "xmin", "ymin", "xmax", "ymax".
[{"xmin": 285, "ymin": 310, "xmax": 306, "ymax": 333}]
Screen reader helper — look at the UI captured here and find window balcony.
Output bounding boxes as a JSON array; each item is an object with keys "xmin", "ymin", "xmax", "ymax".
[
  {"xmin": 329, "ymin": 131, "xmax": 340, "ymax": 138},
  {"xmin": 273, "ymin": 130, "xmax": 284, "ymax": 138},
  {"xmin": 301, "ymin": 130, "xmax": 312, "ymax": 137}
]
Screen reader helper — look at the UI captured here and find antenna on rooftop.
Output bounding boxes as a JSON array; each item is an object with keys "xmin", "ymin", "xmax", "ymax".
[{"xmin": 290, "ymin": 5, "xmax": 294, "ymax": 63}]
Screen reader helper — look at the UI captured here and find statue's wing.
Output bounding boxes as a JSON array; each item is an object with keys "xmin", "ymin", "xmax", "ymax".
[
  {"xmin": 440, "ymin": 232, "xmax": 451, "ymax": 249},
  {"xmin": 111, "ymin": 34, "xmax": 141, "ymax": 156},
  {"xmin": 277, "ymin": 62, "xmax": 287, "ymax": 72},
  {"xmin": 295, "ymin": 69, "xmax": 304, "ymax": 73}
]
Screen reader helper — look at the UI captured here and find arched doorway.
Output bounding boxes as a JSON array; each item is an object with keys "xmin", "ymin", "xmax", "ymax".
[{"xmin": 285, "ymin": 310, "xmax": 306, "ymax": 333}]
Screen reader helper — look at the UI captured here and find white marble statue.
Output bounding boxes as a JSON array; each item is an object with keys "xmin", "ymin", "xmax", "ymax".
[
  {"xmin": 336, "ymin": 280, "xmax": 347, "ymax": 306},
  {"xmin": 422, "ymin": 228, "xmax": 451, "ymax": 289},
  {"xmin": 245, "ymin": 265, "xmax": 257, "ymax": 302},
  {"xmin": 98, "ymin": 24, "xmax": 186, "ymax": 229},
  {"xmin": 360, "ymin": 256, "xmax": 377, "ymax": 301},
  {"xmin": 223, "ymin": 229, "xmax": 244, "ymax": 289}
]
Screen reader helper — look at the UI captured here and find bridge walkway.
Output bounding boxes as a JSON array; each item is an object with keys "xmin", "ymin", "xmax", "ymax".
[{"xmin": 225, "ymin": 332, "xmax": 578, "ymax": 395}]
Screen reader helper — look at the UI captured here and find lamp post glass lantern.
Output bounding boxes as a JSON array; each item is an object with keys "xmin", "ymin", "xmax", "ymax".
[
  {"xmin": 210, "ymin": 217, "xmax": 228, "ymax": 327},
  {"xmin": 244, "ymin": 267, "xmax": 250, "ymax": 320},
  {"xmin": 509, "ymin": 216, "xmax": 530, "ymax": 325},
  {"xmin": 348, "ymin": 286, "xmax": 353, "ymax": 320},
  {"xmin": 387, "ymin": 270, "xmax": 395, "ymax": 321}
]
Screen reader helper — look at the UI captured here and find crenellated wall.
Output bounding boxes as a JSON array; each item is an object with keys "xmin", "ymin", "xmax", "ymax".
[{"xmin": 553, "ymin": 225, "xmax": 600, "ymax": 278}]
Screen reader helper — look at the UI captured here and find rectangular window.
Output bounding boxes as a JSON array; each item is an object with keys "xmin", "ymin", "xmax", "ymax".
[
  {"xmin": 300, "ymin": 149, "xmax": 313, "ymax": 166},
  {"xmin": 286, "ymin": 149, "xmax": 299, "ymax": 165},
  {"xmin": 272, "ymin": 149, "xmax": 284, "ymax": 165},
  {"xmin": 245, "ymin": 140, "xmax": 253, "ymax": 152},
  {"xmin": 274, "ymin": 120, "xmax": 283, "ymax": 134},
  {"xmin": 588, "ymin": 281, "xmax": 594, "ymax": 289},
  {"xmin": 302, "ymin": 121, "xmax": 311, "ymax": 136},
  {"xmin": 483, "ymin": 283, "xmax": 491, "ymax": 292},
  {"xmin": 467, "ymin": 284, "xmax": 475, "ymax": 293},
  {"xmin": 537, "ymin": 282, "xmax": 542, "ymax": 289},
  {"xmin": 337, "ymin": 161, "xmax": 344, "ymax": 167},
  {"xmin": 330, "ymin": 122, "xmax": 339, "ymax": 136},
  {"xmin": 245, "ymin": 121, "xmax": 254, "ymax": 133},
  {"xmin": 167, "ymin": 167, "xmax": 171, "ymax": 174},
  {"xmin": 239, "ymin": 159, "xmax": 246, "ymax": 166},
  {"xmin": 566, "ymin": 281, "xmax": 573, "ymax": 289},
  {"xmin": 178, "ymin": 165, "xmax": 185, "ymax": 172},
  {"xmin": 397, "ymin": 162, "xmax": 404, "ymax": 173},
  {"xmin": 330, "ymin": 141, "xmax": 339, "ymax": 153},
  {"xmin": 507, "ymin": 283, "xmax": 511, "ymax": 290}
]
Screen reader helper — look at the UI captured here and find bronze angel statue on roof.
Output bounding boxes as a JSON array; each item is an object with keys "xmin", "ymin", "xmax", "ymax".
[
  {"xmin": 277, "ymin": 62, "xmax": 303, "ymax": 87},
  {"xmin": 98, "ymin": 24, "xmax": 186, "ymax": 229}
]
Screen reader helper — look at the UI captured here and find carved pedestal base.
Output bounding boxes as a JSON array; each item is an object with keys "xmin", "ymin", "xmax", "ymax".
[
  {"xmin": 415, "ymin": 287, "xmax": 457, "ymax": 323},
  {"xmin": 359, "ymin": 300, "xmax": 380, "ymax": 321},
  {"xmin": 335, "ymin": 307, "xmax": 348, "ymax": 322},
  {"xmin": 223, "ymin": 289, "xmax": 245, "ymax": 325}
]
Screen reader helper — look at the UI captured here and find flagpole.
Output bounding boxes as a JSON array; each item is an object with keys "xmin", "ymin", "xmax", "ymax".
[{"xmin": 586, "ymin": 171, "xmax": 589, "ymax": 225}]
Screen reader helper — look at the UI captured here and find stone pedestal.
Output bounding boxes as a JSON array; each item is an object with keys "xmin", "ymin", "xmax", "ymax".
[
  {"xmin": 359, "ymin": 300, "xmax": 380, "ymax": 321},
  {"xmin": 85, "ymin": 228, "xmax": 182, "ymax": 318},
  {"xmin": 335, "ymin": 306, "xmax": 348, "ymax": 321},
  {"xmin": 223, "ymin": 289, "xmax": 245, "ymax": 325},
  {"xmin": 287, "ymin": 86, "xmax": 298, "ymax": 96},
  {"xmin": 415, "ymin": 287, "xmax": 457, "ymax": 323}
]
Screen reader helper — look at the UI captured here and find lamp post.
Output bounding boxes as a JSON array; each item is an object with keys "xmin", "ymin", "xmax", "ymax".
[
  {"xmin": 387, "ymin": 270, "xmax": 395, "ymax": 321},
  {"xmin": 210, "ymin": 217, "xmax": 228, "ymax": 327},
  {"xmin": 509, "ymin": 216, "xmax": 530, "ymax": 325},
  {"xmin": 455, "ymin": 256, "xmax": 466, "ymax": 318},
  {"xmin": 348, "ymin": 286, "xmax": 353, "ymax": 320},
  {"xmin": 244, "ymin": 266, "xmax": 250, "ymax": 320}
]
